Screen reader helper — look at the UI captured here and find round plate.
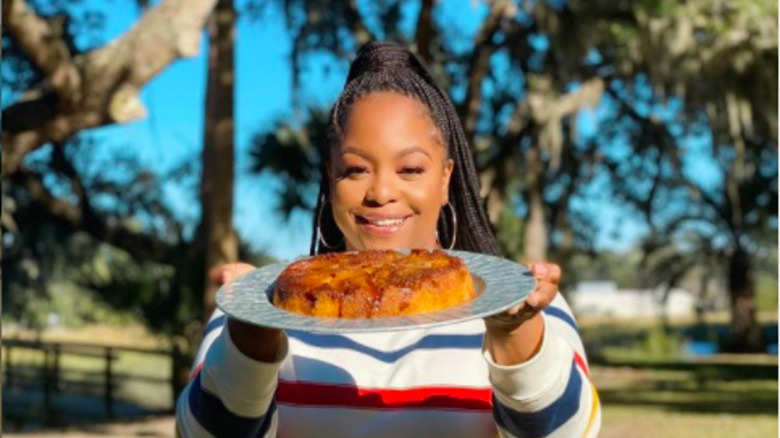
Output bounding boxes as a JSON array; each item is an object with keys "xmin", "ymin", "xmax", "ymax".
[{"xmin": 216, "ymin": 250, "xmax": 535, "ymax": 333}]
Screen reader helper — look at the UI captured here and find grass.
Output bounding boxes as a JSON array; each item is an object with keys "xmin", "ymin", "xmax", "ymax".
[
  {"xmin": 600, "ymin": 406, "xmax": 777, "ymax": 438},
  {"xmin": 592, "ymin": 361, "xmax": 778, "ymax": 438}
]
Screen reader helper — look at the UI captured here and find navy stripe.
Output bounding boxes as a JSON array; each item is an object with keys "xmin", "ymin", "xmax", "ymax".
[
  {"xmin": 204, "ymin": 314, "xmax": 227, "ymax": 336},
  {"xmin": 543, "ymin": 307, "xmax": 579, "ymax": 331},
  {"xmin": 493, "ymin": 360, "xmax": 582, "ymax": 437},
  {"xmin": 288, "ymin": 331, "xmax": 483, "ymax": 364},
  {"xmin": 188, "ymin": 372, "xmax": 276, "ymax": 438}
]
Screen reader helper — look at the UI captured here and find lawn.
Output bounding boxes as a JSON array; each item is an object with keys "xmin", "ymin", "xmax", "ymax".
[
  {"xmin": 3, "ymin": 322, "xmax": 778, "ymax": 437},
  {"xmin": 601, "ymin": 406, "xmax": 776, "ymax": 438},
  {"xmin": 591, "ymin": 360, "xmax": 778, "ymax": 438}
]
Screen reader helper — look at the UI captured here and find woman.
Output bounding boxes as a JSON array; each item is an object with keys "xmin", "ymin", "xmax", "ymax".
[{"xmin": 176, "ymin": 42, "xmax": 600, "ymax": 438}]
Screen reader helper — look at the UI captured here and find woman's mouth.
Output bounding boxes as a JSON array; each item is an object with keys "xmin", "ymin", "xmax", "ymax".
[{"xmin": 355, "ymin": 214, "xmax": 411, "ymax": 236}]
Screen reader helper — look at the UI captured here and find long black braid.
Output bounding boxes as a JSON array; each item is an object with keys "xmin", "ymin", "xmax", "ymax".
[{"xmin": 310, "ymin": 41, "xmax": 501, "ymax": 257}]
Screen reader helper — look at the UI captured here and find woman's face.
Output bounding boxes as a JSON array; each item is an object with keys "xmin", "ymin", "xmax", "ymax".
[{"xmin": 329, "ymin": 91, "xmax": 453, "ymax": 251}]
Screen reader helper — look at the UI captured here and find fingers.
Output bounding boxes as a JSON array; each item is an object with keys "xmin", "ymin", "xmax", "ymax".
[
  {"xmin": 209, "ymin": 263, "xmax": 256, "ymax": 285},
  {"xmin": 485, "ymin": 260, "xmax": 562, "ymax": 333},
  {"xmin": 529, "ymin": 280, "xmax": 558, "ymax": 307},
  {"xmin": 485, "ymin": 301, "xmax": 537, "ymax": 332},
  {"xmin": 507, "ymin": 261, "xmax": 560, "ymax": 315},
  {"xmin": 525, "ymin": 261, "xmax": 560, "ymax": 310},
  {"xmin": 529, "ymin": 261, "xmax": 561, "ymax": 285}
]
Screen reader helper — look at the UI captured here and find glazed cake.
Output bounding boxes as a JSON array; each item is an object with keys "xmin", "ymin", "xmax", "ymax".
[{"xmin": 272, "ymin": 249, "xmax": 475, "ymax": 318}]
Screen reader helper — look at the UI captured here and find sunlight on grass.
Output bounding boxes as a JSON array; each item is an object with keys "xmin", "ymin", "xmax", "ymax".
[
  {"xmin": 593, "ymin": 363, "xmax": 779, "ymax": 438},
  {"xmin": 601, "ymin": 406, "xmax": 777, "ymax": 438}
]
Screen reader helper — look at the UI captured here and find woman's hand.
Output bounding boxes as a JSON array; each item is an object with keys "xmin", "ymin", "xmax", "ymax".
[
  {"xmin": 211, "ymin": 263, "xmax": 286, "ymax": 363},
  {"xmin": 484, "ymin": 262, "xmax": 561, "ymax": 333},
  {"xmin": 483, "ymin": 261, "xmax": 561, "ymax": 365}
]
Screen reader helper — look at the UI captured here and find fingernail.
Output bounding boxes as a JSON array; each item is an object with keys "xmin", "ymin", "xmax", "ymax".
[{"xmin": 533, "ymin": 263, "xmax": 548, "ymax": 277}]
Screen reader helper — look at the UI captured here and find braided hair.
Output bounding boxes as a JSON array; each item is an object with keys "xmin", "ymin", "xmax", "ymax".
[{"xmin": 310, "ymin": 41, "xmax": 501, "ymax": 257}]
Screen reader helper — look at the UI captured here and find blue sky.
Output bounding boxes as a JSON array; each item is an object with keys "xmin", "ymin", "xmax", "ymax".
[{"xmin": 21, "ymin": 0, "xmax": 723, "ymax": 261}]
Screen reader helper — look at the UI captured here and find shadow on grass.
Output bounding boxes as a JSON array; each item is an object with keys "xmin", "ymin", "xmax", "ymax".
[
  {"xmin": 595, "ymin": 359, "xmax": 779, "ymax": 415},
  {"xmin": 2, "ymin": 388, "xmax": 172, "ymax": 433},
  {"xmin": 599, "ymin": 386, "xmax": 778, "ymax": 415},
  {"xmin": 591, "ymin": 359, "xmax": 778, "ymax": 380}
]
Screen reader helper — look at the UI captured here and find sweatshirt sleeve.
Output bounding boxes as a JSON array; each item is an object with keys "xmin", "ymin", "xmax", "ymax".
[
  {"xmin": 176, "ymin": 310, "xmax": 289, "ymax": 438},
  {"xmin": 483, "ymin": 294, "xmax": 601, "ymax": 438}
]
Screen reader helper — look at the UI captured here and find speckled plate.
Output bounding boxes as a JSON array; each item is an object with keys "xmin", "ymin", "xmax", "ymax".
[{"xmin": 216, "ymin": 250, "xmax": 535, "ymax": 333}]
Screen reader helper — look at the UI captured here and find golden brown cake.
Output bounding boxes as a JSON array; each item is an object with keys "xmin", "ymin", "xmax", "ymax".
[{"xmin": 272, "ymin": 249, "xmax": 475, "ymax": 318}]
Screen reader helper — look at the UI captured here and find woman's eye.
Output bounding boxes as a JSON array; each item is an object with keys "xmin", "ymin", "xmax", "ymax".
[
  {"xmin": 344, "ymin": 166, "xmax": 368, "ymax": 176},
  {"xmin": 400, "ymin": 166, "xmax": 425, "ymax": 175}
]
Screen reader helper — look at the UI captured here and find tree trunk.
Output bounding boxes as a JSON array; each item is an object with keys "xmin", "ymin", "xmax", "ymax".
[
  {"xmin": 726, "ymin": 247, "xmax": 764, "ymax": 352},
  {"xmin": 199, "ymin": 0, "xmax": 238, "ymax": 321},
  {"xmin": 523, "ymin": 146, "xmax": 547, "ymax": 261}
]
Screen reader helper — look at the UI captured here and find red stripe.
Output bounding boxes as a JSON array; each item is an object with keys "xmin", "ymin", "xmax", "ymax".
[
  {"xmin": 190, "ymin": 363, "xmax": 204, "ymax": 380},
  {"xmin": 277, "ymin": 380, "xmax": 493, "ymax": 411},
  {"xmin": 574, "ymin": 352, "xmax": 589, "ymax": 376}
]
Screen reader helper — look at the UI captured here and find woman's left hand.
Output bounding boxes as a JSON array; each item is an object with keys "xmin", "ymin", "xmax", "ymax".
[{"xmin": 484, "ymin": 261, "xmax": 561, "ymax": 334}]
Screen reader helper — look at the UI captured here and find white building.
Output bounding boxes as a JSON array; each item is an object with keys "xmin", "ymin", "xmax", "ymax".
[{"xmin": 569, "ymin": 281, "xmax": 697, "ymax": 319}]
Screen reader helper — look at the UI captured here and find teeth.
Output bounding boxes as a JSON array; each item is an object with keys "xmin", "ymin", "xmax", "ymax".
[{"xmin": 371, "ymin": 218, "xmax": 405, "ymax": 226}]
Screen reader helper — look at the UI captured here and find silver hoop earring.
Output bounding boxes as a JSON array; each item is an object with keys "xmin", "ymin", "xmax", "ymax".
[
  {"xmin": 316, "ymin": 199, "xmax": 343, "ymax": 250},
  {"xmin": 438, "ymin": 202, "xmax": 457, "ymax": 251}
]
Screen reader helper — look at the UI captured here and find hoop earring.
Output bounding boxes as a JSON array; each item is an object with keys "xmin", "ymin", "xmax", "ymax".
[
  {"xmin": 438, "ymin": 202, "xmax": 457, "ymax": 251},
  {"xmin": 316, "ymin": 199, "xmax": 343, "ymax": 250}
]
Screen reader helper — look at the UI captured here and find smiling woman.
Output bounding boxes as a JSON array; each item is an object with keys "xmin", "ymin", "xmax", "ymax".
[
  {"xmin": 329, "ymin": 92, "xmax": 453, "ymax": 251},
  {"xmin": 176, "ymin": 42, "xmax": 601, "ymax": 438},
  {"xmin": 313, "ymin": 42, "xmax": 500, "ymax": 258}
]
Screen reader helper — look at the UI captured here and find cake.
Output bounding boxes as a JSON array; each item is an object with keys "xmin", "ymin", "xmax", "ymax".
[{"xmin": 272, "ymin": 249, "xmax": 476, "ymax": 318}]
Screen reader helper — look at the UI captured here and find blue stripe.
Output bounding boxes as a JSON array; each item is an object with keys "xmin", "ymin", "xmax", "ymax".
[
  {"xmin": 543, "ymin": 307, "xmax": 579, "ymax": 331},
  {"xmin": 287, "ymin": 331, "xmax": 483, "ymax": 364},
  {"xmin": 188, "ymin": 372, "xmax": 276, "ymax": 438},
  {"xmin": 493, "ymin": 360, "xmax": 582, "ymax": 437},
  {"xmin": 204, "ymin": 314, "xmax": 226, "ymax": 336}
]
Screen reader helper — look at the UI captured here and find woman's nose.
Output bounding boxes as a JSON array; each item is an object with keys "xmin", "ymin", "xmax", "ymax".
[{"xmin": 365, "ymin": 171, "xmax": 398, "ymax": 205}]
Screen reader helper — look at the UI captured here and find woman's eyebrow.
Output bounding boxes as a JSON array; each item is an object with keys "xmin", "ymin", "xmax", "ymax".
[
  {"xmin": 340, "ymin": 146, "xmax": 372, "ymax": 160},
  {"xmin": 396, "ymin": 145, "xmax": 431, "ymax": 159}
]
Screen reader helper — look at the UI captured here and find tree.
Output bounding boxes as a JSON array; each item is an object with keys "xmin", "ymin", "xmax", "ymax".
[
  {"xmin": 1, "ymin": 0, "xmax": 219, "ymax": 176},
  {"xmin": 0, "ymin": 0, "xmax": 245, "ymax": 395},
  {"xmin": 566, "ymin": 0, "xmax": 778, "ymax": 351},
  {"xmin": 248, "ymin": 0, "xmax": 776, "ymax": 351},
  {"xmin": 197, "ymin": 0, "xmax": 239, "ymax": 320},
  {"xmin": 2, "ymin": 136, "xmax": 202, "ymax": 334}
]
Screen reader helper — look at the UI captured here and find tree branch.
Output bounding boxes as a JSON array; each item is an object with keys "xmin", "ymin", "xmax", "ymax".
[
  {"xmin": 604, "ymin": 86, "xmax": 736, "ymax": 232},
  {"xmin": 9, "ymin": 168, "xmax": 171, "ymax": 261},
  {"xmin": 1, "ymin": 0, "xmax": 219, "ymax": 177},
  {"xmin": 2, "ymin": 0, "xmax": 81, "ymax": 102},
  {"xmin": 413, "ymin": 0, "xmax": 436, "ymax": 64},
  {"xmin": 460, "ymin": 0, "xmax": 515, "ymax": 144},
  {"xmin": 529, "ymin": 77, "xmax": 604, "ymax": 124},
  {"xmin": 344, "ymin": 0, "xmax": 376, "ymax": 46}
]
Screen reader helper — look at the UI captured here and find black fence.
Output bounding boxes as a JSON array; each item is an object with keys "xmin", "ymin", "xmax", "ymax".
[{"xmin": 2, "ymin": 338, "xmax": 186, "ymax": 429}]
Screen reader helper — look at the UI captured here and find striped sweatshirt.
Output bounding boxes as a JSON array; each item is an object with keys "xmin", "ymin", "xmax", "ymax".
[{"xmin": 176, "ymin": 293, "xmax": 601, "ymax": 438}]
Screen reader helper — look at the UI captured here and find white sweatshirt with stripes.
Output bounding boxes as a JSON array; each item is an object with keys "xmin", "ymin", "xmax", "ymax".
[{"xmin": 176, "ymin": 293, "xmax": 601, "ymax": 438}]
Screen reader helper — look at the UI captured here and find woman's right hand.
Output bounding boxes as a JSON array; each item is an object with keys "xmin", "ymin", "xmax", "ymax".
[{"xmin": 211, "ymin": 263, "xmax": 286, "ymax": 363}]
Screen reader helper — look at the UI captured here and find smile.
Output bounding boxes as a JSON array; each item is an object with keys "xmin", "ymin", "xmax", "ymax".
[{"xmin": 355, "ymin": 214, "xmax": 412, "ymax": 236}]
